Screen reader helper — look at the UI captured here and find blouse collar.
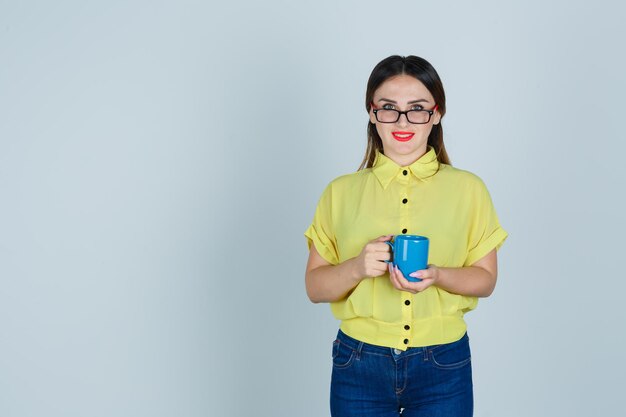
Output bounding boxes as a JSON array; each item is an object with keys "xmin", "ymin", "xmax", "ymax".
[{"xmin": 372, "ymin": 146, "xmax": 440, "ymax": 189}]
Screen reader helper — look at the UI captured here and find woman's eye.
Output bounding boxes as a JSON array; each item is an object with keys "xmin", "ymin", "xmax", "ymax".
[
  {"xmin": 411, "ymin": 105, "xmax": 424, "ymax": 111},
  {"xmin": 382, "ymin": 104, "xmax": 395, "ymax": 110}
]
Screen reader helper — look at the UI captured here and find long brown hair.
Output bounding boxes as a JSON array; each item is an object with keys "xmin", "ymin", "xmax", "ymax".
[{"xmin": 359, "ymin": 55, "xmax": 450, "ymax": 170}]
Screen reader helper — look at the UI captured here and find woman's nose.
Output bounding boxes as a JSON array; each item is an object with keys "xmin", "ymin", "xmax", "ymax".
[{"xmin": 396, "ymin": 112, "xmax": 409, "ymax": 127}]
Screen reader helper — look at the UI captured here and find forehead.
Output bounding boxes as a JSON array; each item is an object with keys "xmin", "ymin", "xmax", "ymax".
[{"xmin": 373, "ymin": 74, "xmax": 434, "ymax": 102}]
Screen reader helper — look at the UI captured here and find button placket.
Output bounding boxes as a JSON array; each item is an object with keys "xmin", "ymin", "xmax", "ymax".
[
  {"xmin": 403, "ymin": 323, "xmax": 411, "ymax": 347},
  {"xmin": 402, "ymin": 296, "xmax": 412, "ymax": 347},
  {"xmin": 399, "ymin": 168, "xmax": 413, "ymax": 348},
  {"xmin": 399, "ymin": 171, "xmax": 410, "ymax": 234},
  {"xmin": 399, "ymin": 167, "xmax": 414, "ymax": 236}
]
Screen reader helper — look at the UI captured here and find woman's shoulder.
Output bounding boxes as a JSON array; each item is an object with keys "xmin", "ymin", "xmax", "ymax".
[
  {"xmin": 437, "ymin": 163, "xmax": 488, "ymax": 189},
  {"xmin": 326, "ymin": 168, "xmax": 373, "ymax": 189},
  {"xmin": 313, "ymin": 169, "xmax": 373, "ymax": 202}
]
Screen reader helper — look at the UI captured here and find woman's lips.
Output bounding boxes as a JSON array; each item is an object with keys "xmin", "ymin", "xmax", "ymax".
[{"xmin": 392, "ymin": 131, "xmax": 414, "ymax": 142}]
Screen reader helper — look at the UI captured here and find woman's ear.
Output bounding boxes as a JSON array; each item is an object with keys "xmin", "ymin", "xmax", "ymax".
[
  {"xmin": 369, "ymin": 107, "xmax": 377, "ymax": 125},
  {"xmin": 433, "ymin": 110, "xmax": 442, "ymax": 125}
]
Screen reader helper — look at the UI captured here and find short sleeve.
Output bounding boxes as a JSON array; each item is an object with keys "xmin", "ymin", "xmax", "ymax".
[
  {"xmin": 304, "ymin": 183, "xmax": 339, "ymax": 265},
  {"xmin": 464, "ymin": 178, "xmax": 508, "ymax": 266}
]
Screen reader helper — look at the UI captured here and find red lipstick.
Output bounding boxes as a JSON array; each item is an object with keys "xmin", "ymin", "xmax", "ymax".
[{"xmin": 392, "ymin": 131, "xmax": 414, "ymax": 142}]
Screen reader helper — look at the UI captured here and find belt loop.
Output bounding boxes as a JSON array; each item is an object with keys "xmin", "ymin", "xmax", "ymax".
[
  {"xmin": 423, "ymin": 347, "xmax": 429, "ymax": 362},
  {"xmin": 355, "ymin": 341, "xmax": 364, "ymax": 360}
]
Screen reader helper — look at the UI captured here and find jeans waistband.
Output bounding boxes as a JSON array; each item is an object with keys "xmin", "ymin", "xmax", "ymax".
[
  {"xmin": 336, "ymin": 329, "xmax": 426, "ymax": 357},
  {"xmin": 336, "ymin": 329, "xmax": 468, "ymax": 357}
]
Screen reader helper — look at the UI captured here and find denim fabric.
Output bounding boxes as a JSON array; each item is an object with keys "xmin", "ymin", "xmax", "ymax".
[{"xmin": 330, "ymin": 330, "xmax": 473, "ymax": 417}]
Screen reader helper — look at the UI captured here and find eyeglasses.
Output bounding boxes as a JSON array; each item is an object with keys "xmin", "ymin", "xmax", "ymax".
[{"xmin": 371, "ymin": 103, "xmax": 439, "ymax": 124}]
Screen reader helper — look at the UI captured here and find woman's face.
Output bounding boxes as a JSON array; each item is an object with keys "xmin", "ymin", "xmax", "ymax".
[{"xmin": 369, "ymin": 74, "xmax": 441, "ymax": 166}]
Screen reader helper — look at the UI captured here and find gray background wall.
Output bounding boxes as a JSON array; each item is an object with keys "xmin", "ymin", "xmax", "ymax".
[{"xmin": 1, "ymin": 0, "xmax": 624, "ymax": 416}]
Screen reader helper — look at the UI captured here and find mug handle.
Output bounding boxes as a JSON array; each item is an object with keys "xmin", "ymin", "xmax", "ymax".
[{"xmin": 384, "ymin": 241, "xmax": 394, "ymax": 264}]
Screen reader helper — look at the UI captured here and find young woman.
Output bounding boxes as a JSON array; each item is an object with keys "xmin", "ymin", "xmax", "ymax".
[{"xmin": 304, "ymin": 55, "xmax": 507, "ymax": 417}]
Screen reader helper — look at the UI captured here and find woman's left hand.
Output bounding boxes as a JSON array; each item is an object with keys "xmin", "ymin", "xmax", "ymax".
[{"xmin": 388, "ymin": 264, "xmax": 439, "ymax": 294}]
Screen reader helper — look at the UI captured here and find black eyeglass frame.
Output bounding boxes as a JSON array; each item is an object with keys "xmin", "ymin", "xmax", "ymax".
[{"xmin": 371, "ymin": 103, "xmax": 439, "ymax": 125}]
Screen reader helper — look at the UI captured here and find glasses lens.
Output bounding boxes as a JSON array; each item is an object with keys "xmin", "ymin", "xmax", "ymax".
[
  {"xmin": 376, "ymin": 110, "xmax": 399, "ymax": 123},
  {"xmin": 407, "ymin": 111, "xmax": 430, "ymax": 124}
]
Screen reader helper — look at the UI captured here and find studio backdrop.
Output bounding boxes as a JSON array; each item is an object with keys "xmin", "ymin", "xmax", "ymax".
[{"xmin": 1, "ymin": 1, "xmax": 624, "ymax": 416}]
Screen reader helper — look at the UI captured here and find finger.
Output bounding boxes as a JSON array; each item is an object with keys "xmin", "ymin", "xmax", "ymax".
[
  {"xmin": 396, "ymin": 266, "xmax": 428, "ymax": 292},
  {"xmin": 393, "ymin": 268, "xmax": 408, "ymax": 291},
  {"xmin": 408, "ymin": 269, "xmax": 427, "ymax": 280},
  {"xmin": 394, "ymin": 266, "xmax": 418, "ymax": 293},
  {"xmin": 371, "ymin": 262, "xmax": 390, "ymax": 275},
  {"xmin": 371, "ymin": 242, "xmax": 393, "ymax": 252},
  {"xmin": 374, "ymin": 234, "xmax": 394, "ymax": 242},
  {"xmin": 368, "ymin": 252, "xmax": 391, "ymax": 264},
  {"xmin": 388, "ymin": 264, "xmax": 404, "ymax": 291},
  {"xmin": 394, "ymin": 265, "xmax": 411, "ymax": 285},
  {"xmin": 375, "ymin": 252, "xmax": 391, "ymax": 262},
  {"xmin": 406, "ymin": 276, "xmax": 435, "ymax": 292}
]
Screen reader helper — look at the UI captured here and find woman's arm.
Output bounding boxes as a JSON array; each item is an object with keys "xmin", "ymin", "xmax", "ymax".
[
  {"xmin": 388, "ymin": 249, "xmax": 498, "ymax": 297},
  {"xmin": 305, "ymin": 235, "xmax": 392, "ymax": 303}
]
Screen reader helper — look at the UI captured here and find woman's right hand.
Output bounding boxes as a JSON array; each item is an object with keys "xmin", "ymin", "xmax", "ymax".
[
  {"xmin": 305, "ymin": 235, "xmax": 393, "ymax": 303},
  {"xmin": 352, "ymin": 235, "xmax": 393, "ymax": 279}
]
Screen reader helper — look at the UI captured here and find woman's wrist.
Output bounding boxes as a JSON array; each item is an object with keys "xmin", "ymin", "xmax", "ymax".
[
  {"xmin": 434, "ymin": 265, "xmax": 496, "ymax": 298},
  {"xmin": 343, "ymin": 257, "xmax": 365, "ymax": 284}
]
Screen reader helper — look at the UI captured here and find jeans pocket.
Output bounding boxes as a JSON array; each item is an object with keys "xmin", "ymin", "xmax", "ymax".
[
  {"xmin": 429, "ymin": 335, "xmax": 471, "ymax": 370},
  {"xmin": 332, "ymin": 340, "xmax": 356, "ymax": 369}
]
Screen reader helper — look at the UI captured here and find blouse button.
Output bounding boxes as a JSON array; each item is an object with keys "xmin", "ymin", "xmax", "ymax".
[
  {"xmin": 403, "ymin": 339, "xmax": 409, "ymax": 345},
  {"xmin": 404, "ymin": 325, "xmax": 410, "ymax": 330},
  {"xmin": 404, "ymin": 300, "xmax": 411, "ymax": 306},
  {"xmin": 402, "ymin": 170, "xmax": 408, "ymax": 176},
  {"xmin": 402, "ymin": 198, "xmax": 408, "ymax": 204},
  {"xmin": 402, "ymin": 228, "xmax": 407, "ymax": 234}
]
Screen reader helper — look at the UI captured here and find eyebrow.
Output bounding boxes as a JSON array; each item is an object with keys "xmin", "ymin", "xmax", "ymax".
[{"xmin": 377, "ymin": 98, "xmax": 430, "ymax": 104}]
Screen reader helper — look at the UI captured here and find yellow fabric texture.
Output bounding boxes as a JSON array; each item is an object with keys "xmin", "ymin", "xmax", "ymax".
[{"xmin": 304, "ymin": 147, "xmax": 508, "ymax": 350}]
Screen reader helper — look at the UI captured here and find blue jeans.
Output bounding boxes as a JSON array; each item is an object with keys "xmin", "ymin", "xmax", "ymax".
[{"xmin": 330, "ymin": 330, "xmax": 473, "ymax": 417}]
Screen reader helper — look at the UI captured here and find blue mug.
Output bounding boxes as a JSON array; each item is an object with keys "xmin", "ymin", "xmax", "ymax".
[{"xmin": 385, "ymin": 235, "xmax": 429, "ymax": 282}]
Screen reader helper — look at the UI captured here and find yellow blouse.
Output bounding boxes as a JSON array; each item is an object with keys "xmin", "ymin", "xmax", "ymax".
[{"xmin": 305, "ymin": 147, "xmax": 508, "ymax": 350}]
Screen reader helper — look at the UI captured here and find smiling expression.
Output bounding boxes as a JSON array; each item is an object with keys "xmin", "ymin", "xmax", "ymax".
[{"xmin": 369, "ymin": 74, "xmax": 441, "ymax": 166}]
